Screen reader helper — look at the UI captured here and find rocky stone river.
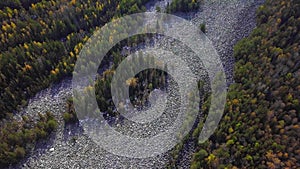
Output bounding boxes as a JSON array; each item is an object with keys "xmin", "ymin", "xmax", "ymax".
[{"xmin": 11, "ymin": 0, "xmax": 264, "ymax": 168}]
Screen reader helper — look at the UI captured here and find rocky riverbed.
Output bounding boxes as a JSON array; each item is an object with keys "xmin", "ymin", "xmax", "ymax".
[{"xmin": 10, "ymin": 0, "xmax": 264, "ymax": 168}]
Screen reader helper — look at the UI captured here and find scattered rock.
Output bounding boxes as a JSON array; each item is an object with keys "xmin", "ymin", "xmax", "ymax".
[{"xmin": 14, "ymin": 1, "xmax": 265, "ymax": 168}]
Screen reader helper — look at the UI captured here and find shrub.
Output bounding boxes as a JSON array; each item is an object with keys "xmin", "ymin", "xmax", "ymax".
[
  {"xmin": 46, "ymin": 119, "xmax": 58, "ymax": 132},
  {"xmin": 194, "ymin": 149, "xmax": 208, "ymax": 160},
  {"xmin": 14, "ymin": 147, "xmax": 25, "ymax": 159},
  {"xmin": 200, "ymin": 23, "xmax": 206, "ymax": 33}
]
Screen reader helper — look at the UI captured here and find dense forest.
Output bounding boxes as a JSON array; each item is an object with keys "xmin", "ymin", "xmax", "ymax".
[
  {"xmin": 0, "ymin": 0, "xmax": 148, "ymax": 166},
  {"xmin": 166, "ymin": 0, "xmax": 201, "ymax": 13},
  {"xmin": 190, "ymin": 0, "xmax": 300, "ymax": 168},
  {"xmin": 0, "ymin": 0, "xmax": 147, "ymax": 120}
]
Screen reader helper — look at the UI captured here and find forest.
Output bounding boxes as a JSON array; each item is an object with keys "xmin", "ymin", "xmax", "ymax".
[
  {"xmin": 0, "ymin": 0, "xmax": 200, "ymax": 167},
  {"xmin": 0, "ymin": 0, "xmax": 299, "ymax": 168},
  {"xmin": 190, "ymin": 0, "xmax": 300, "ymax": 168},
  {"xmin": 0, "ymin": 0, "xmax": 148, "ymax": 166}
]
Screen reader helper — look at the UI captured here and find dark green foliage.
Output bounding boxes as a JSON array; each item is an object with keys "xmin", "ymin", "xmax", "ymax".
[
  {"xmin": 156, "ymin": 6, "xmax": 161, "ymax": 12},
  {"xmin": 166, "ymin": 0, "xmax": 201, "ymax": 13},
  {"xmin": 0, "ymin": 1, "xmax": 150, "ymax": 167},
  {"xmin": 63, "ymin": 98, "xmax": 78, "ymax": 123},
  {"xmin": 190, "ymin": 0, "xmax": 300, "ymax": 168},
  {"xmin": 194, "ymin": 149, "xmax": 208, "ymax": 160},
  {"xmin": 0, "ymin": 0, "xmax": 149, "ymax": 120},
  {"xmin": 0, "ymin": 112, "xmax": 57, "ymax": 167},
  {"xmin": 199, "ymin": 23, "xmax": 206, "ymax": 33},
  {"xmin": 94, "ymin": 50, "xmax": 168, "ymax": 117},
  {"xmin": 14, "ymin": 147, "xmax": 25, "ymax": 159}
]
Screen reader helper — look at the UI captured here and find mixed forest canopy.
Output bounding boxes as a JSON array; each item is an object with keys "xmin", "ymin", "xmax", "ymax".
[
  {"xmin": 0, "ymin": 0, "xmax": 299, "ymax": 168},
  {"xmin": 190, "ymin": 0, "xmax": 300, "ymax": 168},
  {"xmin": 0, "ymin": 0, "xmax": 148, "ymax": 166},
  {"xmin": 0, "ymin": 0, "xmax": 199, "ymax": 166}
]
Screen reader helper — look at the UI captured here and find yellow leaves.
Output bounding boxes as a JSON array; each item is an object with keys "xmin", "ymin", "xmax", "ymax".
[
  {"xmin": 50, "ymin": 70, "xmax": 56, "ymax": 75},
  {"xmin": 41, "ymin": 29, "xmax": 46, "ymax": 35},
  {"xmin": 7, "ymin": 12, "xmax": 12, "ymax": 18},
  {"xmin": 31, "ymin": 3, "xmax": 36, "ymax": 10},
  {"xmin": 84, "ymin": 14, "xmax": 89, "ymax": 20},
  {"xmin": 250, "ymin": 98, "xmax": 257, "ymax": 104},
  {"xmin": 92, "ymin": 12, "xmax": 97, "ymax": 18},
  {"xmin": 6, "ymin": 7, "xmax": 13, "ymax": 18},
  {"xmin": 232, "ymin": 99, "xmax": 239, "ymax": 105},
  {"xmin": 206, "ymin": 154, "xmax": 216, "ymax": 164},
  {"xmin": 245, "ymin": 154, "xmax": 253, "ymax": 161},
  {"xmin": 74, "ymin": 48, "xmax": 79, "ymax": 55},
  {"xmin": 33, "ymin": 41, "xmax": 42, "ymax": 47},
  {"xmin": 1, "ymin": 24, "xmax": 7, "ymax": 32},
  {"xmin": 83, "ymin": 36, "xmax": 89, "ymax": 42},
  {"xmin": 55, "ymin": 68, "xmax": 59, "ymax": 73},
  {"xmin": 8, "ymin": 33, "xmax": 13, "ymax": 40},
  {"xmin": 96, "ymin": 2, "xmax": 104, "ymax": 11},
  {"xmin": 226, "ymin": 139, "xmax": 234, "ymax": 146},
  {"xmin": 224, "ymin": 115, "xmax": 230, "ymax": 121},
  {"xmin": 13, "ymin": 9, "xmax": 18, "ymax": 15},
  {"xmin": 74, "ymin": 43, "xmax": 83, "ymax": 55},
  {"xmin": 24, "ymin": 43, "xmax": 29, "ymax": 50},
  {"xmin": 228, "ymin": 127, "xmax": 234, "ymax": 133},
  {"xmin": 39, "ymin": 20, "xmax": 48, "ymax": 29},
  {"xmin": 25, "ymin": 64, "xmax": 32, "ymax": 70},
  {"xmin": 50, "ymin": 0, "xmax": 56, "ymax": 6},
  {"xmin": 276, "ymin": 18, "xmax": 281, "ymax": 24},
  {"xmin": 126, "ymin": 77, "xmax": 138, "ymax": 87},
  {"xmin": 70, "ymin": 0, "xmax": 76, "ymax": 5},
  {"xmin": 103, "ymin": 69, "xmax": 115, "ymax": 78},
  {"xmin": 10, "ymin": 22, "xmax": 16, "ymax": 30},
  {"xmin": 51, "ymin": 68, "xmax": 59, "ymax": 75},
  {"xmin": 67, "ymin": 33, "xmax": 76, "ymax": 41},
  {"xmin": 70, "ymin": 51, "xmax": 74, "ymax": 57},
  {"xmin": 23, "ymin": 64, "xmax": 32, "ymax": 71},
  {"xmin": 48, "ymin": 11, "xmax": 53, "ymax": 16}
]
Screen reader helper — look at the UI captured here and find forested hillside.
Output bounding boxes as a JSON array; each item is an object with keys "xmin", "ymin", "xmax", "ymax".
[
  {"xmin": 0, "ymin": 0, "xmax": 147, "ymax": 120},
  {"xmin": 191, "ymin": 0, "xmax": 300, "ymax": 168},
  {"xmin": 0, "ymin": 0, "xmax": 202, "ymax": 166},
  {"xmin": 0, "ymin": 0, "xmax": 148, "ymax": 166},
  {"xmin": 1, "ymin": 0, "xmax": 299, "ymax": 168}
]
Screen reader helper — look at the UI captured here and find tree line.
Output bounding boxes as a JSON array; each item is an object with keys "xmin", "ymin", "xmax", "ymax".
[
  {"xmin": 0, "ymin": 0, "xmax": 148, "ymax": 166},
  {"xmin": 190, "ymin": 0, "xmax": 300, "ymax": 168}
]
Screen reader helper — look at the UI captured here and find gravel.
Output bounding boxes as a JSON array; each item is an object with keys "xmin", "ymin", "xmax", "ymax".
[{"xmin": 9, "ymin": 0, "xmax": 264, "ymax": 168}]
